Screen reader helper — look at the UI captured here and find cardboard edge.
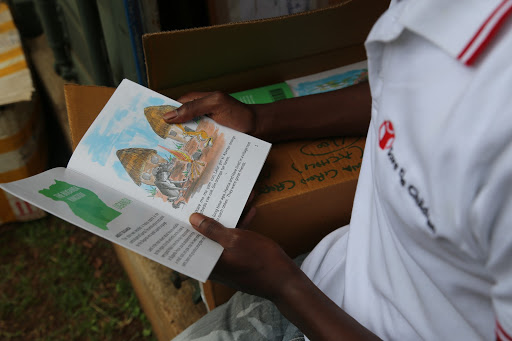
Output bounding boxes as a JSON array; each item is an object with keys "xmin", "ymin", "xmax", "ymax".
[
  {"xmin": 63, "ymin": 84, "xmax": 80, "ymax": 151},
  {"xmin": 63, "ymin": 83, "xmax": 116, "ymax": 149},
  {"xmin": 142, "ymin": 0, "xmax": 387, "ymax": 92},
  {"xmin": 143, "ymin": 1, "xmax": 352, "ymax": 37}
]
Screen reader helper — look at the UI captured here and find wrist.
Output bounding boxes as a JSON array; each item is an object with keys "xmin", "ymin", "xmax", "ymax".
[
  {"xmin": 271, "ymin": 263, "xmax": 310, "ymax": 306},
  {"xmin": 251, "ymin": 103, "xmax": 274, "ymax": 141}
]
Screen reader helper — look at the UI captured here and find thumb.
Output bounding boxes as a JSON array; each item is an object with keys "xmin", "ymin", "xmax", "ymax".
[
  {"xmin": 190, "ymin": 213, "xmax": 227, "ymax": 243},
  {"xmin": 163, "ymin": 93, "xmax": 213, "ymax": 124},
  {"xmin": 162, "ymin": 104, "xmax": 195, "ymax": 124}
]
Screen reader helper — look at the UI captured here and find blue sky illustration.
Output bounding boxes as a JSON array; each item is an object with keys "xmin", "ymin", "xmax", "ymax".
[
  {"xmin": 294, "ymin": 69, "xmax": 367, "ymax": 96},
  {"xmin": 81, "ymin": 94, "xmax": 171, "ymax": 182}
]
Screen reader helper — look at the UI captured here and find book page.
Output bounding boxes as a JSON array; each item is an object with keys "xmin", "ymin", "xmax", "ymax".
[
  {"xmin": 231, "ymin": 82, "xmax": 294, "ymax": 104},
  {"xmin": 0, "ymin": 168, "xmax": 223, "ymax": 282},
  {"xmin": 285, "ymin": 60, "xmax": 368, "ymax": 97},
  {"xmin": 68, "ymin": 79, "xmax": 271, "ymax": 228}
]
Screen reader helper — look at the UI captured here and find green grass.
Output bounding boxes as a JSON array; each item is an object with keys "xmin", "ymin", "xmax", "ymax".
[{"xmin": 0, "ymin": 215, "xmax": 156, "ymax": 340}]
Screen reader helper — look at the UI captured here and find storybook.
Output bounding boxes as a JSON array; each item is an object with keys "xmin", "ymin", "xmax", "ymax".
[{"xmin": 0, "ymin": 79, "xmax": 271, "ymax": 282}]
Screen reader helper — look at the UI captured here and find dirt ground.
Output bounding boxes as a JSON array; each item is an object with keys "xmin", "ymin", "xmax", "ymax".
[{"xmin": 0, "ymin": 215, "xmax": 157, "ymax": 340}]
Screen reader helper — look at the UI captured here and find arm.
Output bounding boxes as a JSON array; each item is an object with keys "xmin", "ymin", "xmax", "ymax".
[
  {"xmin": 190, "ymin": 213, "xmax": 381, "ymax": 341},
  {"xmin": 276, "ymin": 270, "xmax": 380, "ymax": 341},
  {"xmin": 255, "ymin": 81, "xmax": 371, "ymax": 142},
  {"xmin": 164, "ymin": 82, "xmax": 371, "ymax": 143}
]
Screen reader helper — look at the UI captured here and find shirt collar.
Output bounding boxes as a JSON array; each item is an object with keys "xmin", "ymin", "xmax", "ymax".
[{"xmin": 399, "ymin": 0, "xmax": 512, "ymax": 65}]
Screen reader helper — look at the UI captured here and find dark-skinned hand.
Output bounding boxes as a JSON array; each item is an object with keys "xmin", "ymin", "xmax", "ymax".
[
  {"xmin": 163, "ymin": 91, "xmax": 258, "ymax": 136},
  {"xmin": 189, "ymin": 213, "xmax": 301, "ymax": 301}
]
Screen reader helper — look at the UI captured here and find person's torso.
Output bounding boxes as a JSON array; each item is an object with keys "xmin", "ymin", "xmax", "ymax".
[{"xmin": 302, "ymin": 0, "xmax": 512, "ymax": 339}]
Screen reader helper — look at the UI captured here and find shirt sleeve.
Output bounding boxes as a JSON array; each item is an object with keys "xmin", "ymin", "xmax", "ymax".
[{"xmin": 471, "ymin": 139, "xmax": 512, "ymax": 340}]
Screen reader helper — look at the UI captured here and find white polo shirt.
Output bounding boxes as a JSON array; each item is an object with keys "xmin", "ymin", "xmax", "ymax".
[{"xmin": 301, "ymin": 0, "xmax": 512, "ymax": 340}]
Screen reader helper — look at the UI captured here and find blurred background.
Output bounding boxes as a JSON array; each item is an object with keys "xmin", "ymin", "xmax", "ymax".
[{"xmin": 0, "ymin": 0, "xmax": 341, "ymax": 339}]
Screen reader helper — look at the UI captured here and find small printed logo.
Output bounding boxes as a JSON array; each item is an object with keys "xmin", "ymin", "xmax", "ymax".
[
  {"xmin": 379, "ymin": 120, "xmax": 395, "ymax": 150},
  {"xmin": 380, "ymin": 119, "xmax": 436, "ymax": 232}
]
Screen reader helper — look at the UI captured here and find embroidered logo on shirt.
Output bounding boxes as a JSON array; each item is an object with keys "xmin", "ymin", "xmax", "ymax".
[
  {"xmin": 379, "ymin": 120, "xmax": 436, "ymax": 232},
  {"xmin": 378, "ymin": 120, "xmax": 395, "ymax": 150}
]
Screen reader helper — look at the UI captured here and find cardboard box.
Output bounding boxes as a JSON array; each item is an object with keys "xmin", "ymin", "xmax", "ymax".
[
  {"xmin": 0, "ymin": 98, "xmax": 47, "ymax": 224},
  {"xmin": 143, "ymin": 0, "xmax": 387, "ymax": 99},
  {"xmin": 64, "ymin": 1, "xmax": 388, "ymax": 338}
]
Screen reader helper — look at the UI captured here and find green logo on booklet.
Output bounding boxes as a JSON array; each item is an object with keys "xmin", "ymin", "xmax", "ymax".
[{"xmin": 39, "ymin": 180, "xmax": 121, "ymax": 230}]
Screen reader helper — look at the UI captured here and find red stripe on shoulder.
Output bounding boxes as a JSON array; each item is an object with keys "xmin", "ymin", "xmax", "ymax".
[
  {"xmin": 497, "ymin": 320, "xmax": 512, "ymax": 341},
  {"xmin": 458, "ymin": 0, "xmax": 512, "ymax": 65}
]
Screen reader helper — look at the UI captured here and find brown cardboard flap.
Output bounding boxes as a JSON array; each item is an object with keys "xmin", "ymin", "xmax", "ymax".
[
  {"xmin": 249, "ymin": 136, "xmax": 365, "ymax": 257},
  {"xmin": 64, "ymin": 84, "xmax": 115, "ymax": 150},
  {"xmin": 143, "ymin": 0, "xmax": 388, "ymax": 97},
  {"xmin": 254, "ymin": 137, "xmax": 364, "ymax": 204},
  {"xmin": 152, "ymin": 44, "xmax": 366, "ymax": 99}
]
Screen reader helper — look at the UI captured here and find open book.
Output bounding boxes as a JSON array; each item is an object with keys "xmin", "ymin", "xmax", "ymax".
[{"xmin": 0, "ymin": 79, "xmax": 271, "ymax": 282}]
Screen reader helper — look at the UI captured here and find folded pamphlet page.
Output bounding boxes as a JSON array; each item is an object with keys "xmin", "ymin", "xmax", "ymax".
[
  {"xmin": 0, "ymin": 79, "xmax": 272, "ymax": 282},
  {"xmin": 285, "ymin": 60, "xmax": 368, "ymax": 97},
  {"xmin": 229, "ymin": 60, "xmax": 368, "ymax": 105}
]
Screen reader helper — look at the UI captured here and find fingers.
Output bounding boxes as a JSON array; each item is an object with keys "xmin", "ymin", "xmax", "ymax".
[
  {"xmin": 190, "ymin": 213, "xmax": 227, "ymax": 243},
  {"xmin": 162, "ymin": 104, "xmax": 195, "ymax": 123},
  {"xmin": 163, "ymin": 92, "xmax": 218, "ymax": 124},
  {"xmin": 163, "ymin": 90, "xmax": 256, "ymax": 135},
  {"xmin": 162, "ymin": 92, "xmax": 209, "ymax": 123}
]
